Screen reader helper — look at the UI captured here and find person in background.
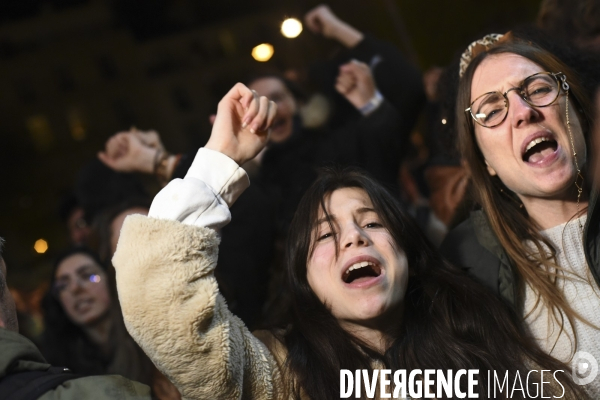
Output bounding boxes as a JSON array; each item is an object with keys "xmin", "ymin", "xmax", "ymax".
[
  {"xmin": 98, "ymin": 132, "xmax": 274, "ymax": 329},
  {"xmin": 537, "ymin": 0, "xmax": 600, "ymax": 53},
  {"xmin": 40, "ymin": 247, "xmax": 180, "ymax": 399},
  {"xmin": 0, "ymin": 239, "xmax": 152, "ymax": 399},
  {"xmin": 58, "ymin": 193, "xmax": 91, "ymax": 246},
  {"xmin": 98, "ymin": 5, "xmax": 423, "ymax": 329}
]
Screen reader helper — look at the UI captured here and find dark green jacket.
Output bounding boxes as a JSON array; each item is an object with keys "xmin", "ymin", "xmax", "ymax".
[
  {"xmin": 440, "ymin": 190, "xmax": 600, "ymax": 307},
  {"xmin": 0, "ymin": 328, "xmax": 152, "ymax": 400}
]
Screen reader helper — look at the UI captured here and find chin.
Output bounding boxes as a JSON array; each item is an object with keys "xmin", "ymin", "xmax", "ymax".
[
  {"xmin": 352, "ymin": 300, "xmax": 394, "ymax": 321},
  {"xmin": 78, "ymin": 311, "xmax": 106, "ymax": 327}
]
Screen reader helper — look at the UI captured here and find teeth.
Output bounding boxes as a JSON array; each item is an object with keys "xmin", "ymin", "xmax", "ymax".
[
  {"xmin": 525, "ymin": 137, "xmax": 550, "ymax": 152},
  {"xmin": 347, "ymin": 261, "xmax": 373, "ymax": 273}
]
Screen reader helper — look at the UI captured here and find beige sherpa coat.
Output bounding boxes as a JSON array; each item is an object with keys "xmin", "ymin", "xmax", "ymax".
[{"xmin": 113, "ymin": 214, "xmax": 298, "ymax": 400}]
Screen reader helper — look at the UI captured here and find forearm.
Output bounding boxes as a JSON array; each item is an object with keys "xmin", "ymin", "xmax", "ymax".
[
  {"xmin": 114, "ymin": 148, "xmax": 280, "ymax": 399},
  {"xmin": 148, "ymin": 148, "xmax": 248, "ymax": 230},
  {"xmin": 329, "ymin": 19, "xmax": 363, "ymax": 48}
]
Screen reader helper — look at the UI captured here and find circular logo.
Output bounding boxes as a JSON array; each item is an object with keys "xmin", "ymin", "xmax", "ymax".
[{"xmin": 571, "ymin": 351, "xmax": 598, "ymax": 386}]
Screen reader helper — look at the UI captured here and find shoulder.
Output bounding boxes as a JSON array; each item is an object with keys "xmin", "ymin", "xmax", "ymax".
[
  {"xmin": 252, "ymin": 330, "xmax": 288, "ymax": 367},
  {"xmin": 440, "ymin": 216, "xmax": 479, "ymax": 263},
  {"xmin": 440, "ymin": 213, "xmax": 502, "ymax": 294},
  {"xmin": 39, "ymin": 375, "xmax": 152, "ymax": 400}
]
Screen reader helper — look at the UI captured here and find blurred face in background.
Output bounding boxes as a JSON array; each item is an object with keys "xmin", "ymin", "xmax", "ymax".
[
  {"xmin": 248, "ymin": 77, "xmax": 297, "ymax": 143},
  {"xmin": 54, "ymin": 253, "xmax": 110, "ymax": 328},
  {"xmin": 67, "ymin": 207, "xmax": 91, "ymax": 245},
  {"xmin": 110, "ymin": 207, "xmax": 148, "ymax": 256}
]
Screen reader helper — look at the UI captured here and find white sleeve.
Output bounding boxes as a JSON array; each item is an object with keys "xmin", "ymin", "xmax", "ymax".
[{"xmin": 148, "ymin": 147, "xmax": 249, "ymax": 230}]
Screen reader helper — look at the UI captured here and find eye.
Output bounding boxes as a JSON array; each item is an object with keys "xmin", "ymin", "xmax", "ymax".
[
  {"xmin": 365, "ymin": 222, "xmax": 382, "ymax": 229},
  {"xmin": 80, "ymin": 271, "xmax": 94, "ymax": 280},
  {"xmin": 317, "ymin": 232, "xmax": 333, "ymax": 241},
  {"xmin": 78, "ymin": 269, "xmax": 102, "ymax": 283},
  {"xmin": 484, "ymin": 108, "xmax": 503, "ymax": 122}
]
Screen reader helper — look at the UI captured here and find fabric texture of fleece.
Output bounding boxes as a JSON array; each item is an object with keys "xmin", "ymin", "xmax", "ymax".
[{"xmin": 113, "ymin": 215, "xmax": 287, "ymax": 400}]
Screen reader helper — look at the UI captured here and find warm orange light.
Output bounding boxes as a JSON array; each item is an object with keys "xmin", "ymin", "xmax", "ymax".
[
  {"xmin": 34, "ymin": 239, "xmax": 48, "ymax": 254},
  {"xmin": 252, "ymin": 43, "xmax": 274, "ymax": 62},
  {"xmin": 281, "ymin": 18, "xmax": 302, "ymax": 38}
]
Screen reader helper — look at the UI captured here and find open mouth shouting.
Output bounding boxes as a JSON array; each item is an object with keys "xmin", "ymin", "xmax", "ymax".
[
  {"xmin": 521, "ymin": 131, "xmax": 559, "ymax": 166},
  {"xmin": 341, "ymin": 256, "xmax": 383, "ymax": 288}
]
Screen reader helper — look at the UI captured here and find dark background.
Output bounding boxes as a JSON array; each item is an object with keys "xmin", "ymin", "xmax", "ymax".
[{"xmin": 0, "ymin": 0, "xmax": 540, "ymax": 287}]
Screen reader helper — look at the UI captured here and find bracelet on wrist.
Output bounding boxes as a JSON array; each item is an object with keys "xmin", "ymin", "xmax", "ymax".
[{"xmin": 358, "ymin": 90, "xmax": 384, "ymax": 116}]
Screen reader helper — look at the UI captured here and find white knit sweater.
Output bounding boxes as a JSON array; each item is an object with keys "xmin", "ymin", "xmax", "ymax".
[{"xmin": 524, "ymin": 215, "xmax": 600, "ymax": 396}]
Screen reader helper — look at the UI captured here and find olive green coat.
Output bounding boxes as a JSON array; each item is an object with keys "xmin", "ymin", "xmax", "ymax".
[{"xmin": 0, "ymin": 328, "xmax": 151, "ymax": 400}]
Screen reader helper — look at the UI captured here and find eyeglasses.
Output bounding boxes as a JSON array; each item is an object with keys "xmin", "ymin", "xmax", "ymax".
[
  {"xmin": 465, "ymin": 72, "xmax": 569, "ymax": 128},
  {"xmin": 52, "ymin": 268, "xmax": 103, "ymax": 297}
]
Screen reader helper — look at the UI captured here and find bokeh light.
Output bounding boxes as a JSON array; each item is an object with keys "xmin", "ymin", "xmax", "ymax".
[
  {"xmin": 281, "ymin": 18, "xmax": 303, "ymax": 38},
  {"xmin": 34, "ymin": 239, "xmax": 48, "ymax": 254},
  {"xmin": 251, "ymin": 43, "xmax": 274, "ymax": 62}
]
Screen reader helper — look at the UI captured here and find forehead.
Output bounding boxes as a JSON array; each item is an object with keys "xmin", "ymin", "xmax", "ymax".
[
  {"xmin": 56, "ymin": 253, "xmax": 99, "ymax": 277},
  {"xmin": 248, "ymin": 77, "xmax": 287, "ymax": 96},
  {"xmin": 471, "ymin": 53, "xmax": 544, "ymax": 99},
  {"xmin": 320, "ymin": 187, "xmax": 373, "ymax": 217}
]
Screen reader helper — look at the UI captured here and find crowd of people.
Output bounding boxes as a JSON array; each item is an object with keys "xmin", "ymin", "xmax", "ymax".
[{"xmin": 1, "ymin": 1, "xmax": 600, "ymax": 399}]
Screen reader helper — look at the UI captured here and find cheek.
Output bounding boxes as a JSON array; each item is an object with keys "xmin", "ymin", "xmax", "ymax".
[
  {"xmin": 280, "ymin": 99, "xmax": 296, "ymax": 118},
  {"xmin": 59, "ymin": 295, "xmax": 77, "ymax": 317},
  {"xmin": 306, "ymin": 246, "xmax": 335, "ymax": 302},
  {"xmin": 92, "ymin": 283, "xmax": 112, "ymax": 310},
  {"xmin": 474, "ymin": 129, "xmax": 497, "ymax": 161}
]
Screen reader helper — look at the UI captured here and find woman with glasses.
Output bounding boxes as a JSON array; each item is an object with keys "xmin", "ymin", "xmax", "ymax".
[
  {"xmin": 41, "ymin": 247, "xmax": 180, "ymax": 399},
  {"xmin": 441, "ymin": 32, "xmax": 600, "ymax": 395}
]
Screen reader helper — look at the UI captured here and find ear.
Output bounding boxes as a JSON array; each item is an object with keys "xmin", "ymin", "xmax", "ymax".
[{"xmin": 484, "ymin": 160, "xmax": 497, "ymax": 176}]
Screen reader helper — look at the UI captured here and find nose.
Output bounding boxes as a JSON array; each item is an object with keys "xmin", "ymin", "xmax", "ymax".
[
  {"xmin": 341, "ymin": 223, "xmax": 369, "ymax": 249},
  {"xmin": 508, "ymin": 91, "xmax": 540, "ymax": 128},
  {"xmin": 67, "ymin": 277, "xmax": 85, "ymax": 294}
]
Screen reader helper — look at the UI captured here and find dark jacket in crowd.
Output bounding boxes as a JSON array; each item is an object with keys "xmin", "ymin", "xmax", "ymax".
[
  {"xmin": 312, "ymin": 34, "xmax": 426, "ymax": 139},
  {"xmin": 440, "ymin": 189, "xmax": 600, "ymax": 307},
  {"xmin": 259, "ymin": 100, "xmax": 403, "ymax": 235},
  {"xmin": 261, "ymin": 35, "xmax": 425, "ymax": 235},
  {"xmin": 0, "ymin": 328, "xmax": 151, "ymax": 400}
]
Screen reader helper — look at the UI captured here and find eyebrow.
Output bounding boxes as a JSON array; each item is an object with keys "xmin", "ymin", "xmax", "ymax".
[
  {"xmin": 315, "ymin": 207, "xmax": 377, "ymax": 225},
  {"xmin": 475, "ymin": 92, "xmax": 503, "ymax": 114}
]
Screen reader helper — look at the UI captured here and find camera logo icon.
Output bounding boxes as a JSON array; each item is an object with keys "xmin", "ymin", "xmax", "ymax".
[{"xmin": 572, "ymin": 351, "xmax": 598, "ymax": 386}]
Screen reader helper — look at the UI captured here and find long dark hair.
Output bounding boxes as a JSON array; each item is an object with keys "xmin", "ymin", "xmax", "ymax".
[
  {"xmin": 41, "ymin": 246, "xmax": 154, "ymax": 385},
  {"xmin": 281, "ymin": 167, "xmax": 587, "ymax": 399},
  {"xmin": 456, "ymin": 36, "xmax": 597, "ymax": 350}
]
